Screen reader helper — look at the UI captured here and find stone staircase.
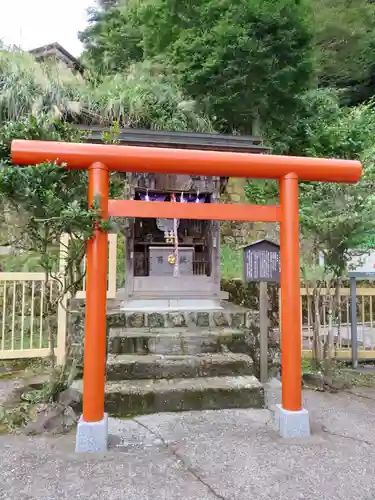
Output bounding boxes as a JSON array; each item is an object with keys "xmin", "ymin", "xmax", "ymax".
[
  {"xmin": 72, "ymin": 304, "xmax": 267, "ymax": 416},
  {"xmin": 100, "ymin": 306, "xmax": 265, "ymax": 416}
]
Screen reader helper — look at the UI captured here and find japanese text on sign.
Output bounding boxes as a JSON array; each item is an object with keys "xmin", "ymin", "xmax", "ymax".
[{"xmin": 243, "ymin": 241, "xmax": 280, "ymax": 282}]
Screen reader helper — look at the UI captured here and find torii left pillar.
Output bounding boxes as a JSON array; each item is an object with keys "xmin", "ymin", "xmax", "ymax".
[{"xmin": 75, "ymin": 162, "xmax": 110, "ymax": 452}]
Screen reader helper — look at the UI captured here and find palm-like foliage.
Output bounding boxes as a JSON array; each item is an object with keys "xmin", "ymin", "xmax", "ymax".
[
  {"xmin": 0, "ymin": 50, "xmax": 84, "ymax": 122},
  {"xmin": 0, "ymin": 48, "xmax": 213, "ymax": 132}
]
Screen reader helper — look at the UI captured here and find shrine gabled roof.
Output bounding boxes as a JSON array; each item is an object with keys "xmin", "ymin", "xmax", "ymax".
[{"xmin": 76, "ymin": 125, "xmax": 269, "ymax": 154}]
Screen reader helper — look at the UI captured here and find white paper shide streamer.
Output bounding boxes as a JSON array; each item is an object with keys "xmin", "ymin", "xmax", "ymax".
[{"xmin": 172, "ymin": 192, "xmax": 179, "ymax": 277}]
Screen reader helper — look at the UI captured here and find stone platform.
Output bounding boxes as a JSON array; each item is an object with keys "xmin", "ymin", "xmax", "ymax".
[
  {"xmin": 107, "ymin": 301, "xmax": 255, "ymax": 330},
  {"xmin": 119, "ymin": 298, "xmax": 224, "ymax": 311}
]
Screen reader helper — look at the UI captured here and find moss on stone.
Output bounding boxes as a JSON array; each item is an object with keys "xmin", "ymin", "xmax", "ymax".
[
  {"xmin": 168, "ymin": 312, "xmax": 186, "ymax": 327},
  {"xmin": 102, "ymin": 376, "xmax": 264, "ymax": 416},
  {"xmin": 148, "ymin": 313, "xmax": 164, "ymax": 328},
  {"xmin": 107, "ymin": 313, "xmax": 126, "ymax": 328},
  {"xmin": 127, "ymin": 313, "xmax": 145, "ymax": 328},
  {"xmin": 196, "ymin": 312, "xmax": 210, "ymax": 327},
  {"xmin": 0, "ymin": 371, "xmax": 23, "ymax": 380}
]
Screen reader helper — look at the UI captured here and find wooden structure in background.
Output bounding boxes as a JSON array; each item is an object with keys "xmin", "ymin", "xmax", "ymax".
[{"xmin": 29, "ymin": 42, "xmax": 84, "ymax": 74}]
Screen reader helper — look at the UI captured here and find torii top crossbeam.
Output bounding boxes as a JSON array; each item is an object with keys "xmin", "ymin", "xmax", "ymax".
[{"xmin": 12, "ymin": 140, "xmax": 361, "ymax": 183}]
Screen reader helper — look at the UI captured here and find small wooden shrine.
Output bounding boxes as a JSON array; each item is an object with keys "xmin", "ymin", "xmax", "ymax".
[{"xmin": 81, "ymin": 127, "xmax": 268, "ymax": 309}]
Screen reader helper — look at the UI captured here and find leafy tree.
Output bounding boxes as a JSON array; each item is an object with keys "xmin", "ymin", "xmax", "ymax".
[
  {"xmin": 80, "ymin": 0, "xmax": 315, "ymax": 133},
  {"xmin": 0, "ymin": 118, "xmax": 94, "ymax": 365},
  {"xmin": 246, "ymin": 89, "xmax": 375, "ymax": 368},
  {"xmin": 312, "ymin": 0, "xmax": 375, "ymax": 104},
  {"xmin": 0, "ymin": 116, "xmax": 124, "ymax": 412},
  {"xmin": 287, "ymin": 90, "xmax": 375, "ymax": 279},
  {"xmin": 247, "ymin": 89, "xmax": 375, "ymax": 276},
  {"xmin": 79, "ymin": 4, "xmax": 143, "ymax": 73},
  {"xmin": 0, "ymin": 117, "xmax": 81, "ymax": 164},
  {"xmin": 269, "ymin": 88, "xmax": 375, "ymax": 156},
  {"xmin": 298, "ymin": 148, "xmax": 375, "ymax": 368}
]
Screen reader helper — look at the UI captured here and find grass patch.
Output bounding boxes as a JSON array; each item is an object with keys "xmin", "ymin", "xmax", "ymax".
[
  {"xmin": 0, "ymin": 358, "xmax": 50, "ymax": 377},
  {"xmin": 302, "ymin": 357, "xmax": 375, "ymax": 389},
  {"xmin": 0, "ymin": 370, "xmax": 23, "ymax": 380},
  {"xmin": 302, "ymin": 358, "xmax": 315, "ymax": 373},
  {"xmin": 220, "ymin": 244, "xmax": 243, "ymax": 280},
  {"xmin": 341, "ymin": 368, "xmax": 375, "ymax": 388}
]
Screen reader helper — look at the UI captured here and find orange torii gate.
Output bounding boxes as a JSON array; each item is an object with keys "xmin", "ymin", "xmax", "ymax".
[{"xmin": 12, "ymin": 139, "xmax": 362, "ymax": 450}]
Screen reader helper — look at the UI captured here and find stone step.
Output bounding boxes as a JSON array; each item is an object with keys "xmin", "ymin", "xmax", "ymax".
[
  {"xmin": 107, "ymin": 309, "xmax": 250, "ymax": 330},
  {"xmin": 72, "ymin": 376, "xmax": 264, "ymax": 416},
  {"xmin": 108, "ymin": 327, "xmax": 248, "ymax": 355},
  {"xmin": 106, "ymin": 353, "xmax": 254, "ymax": 380}
]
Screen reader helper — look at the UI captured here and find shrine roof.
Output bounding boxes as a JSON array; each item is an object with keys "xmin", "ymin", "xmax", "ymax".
[{"xmin": 75, "ymin": 126, "xmax": 269, "ymax": 154}]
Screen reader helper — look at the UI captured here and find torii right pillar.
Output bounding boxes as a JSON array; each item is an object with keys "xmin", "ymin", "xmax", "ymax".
[{"xmin": 278, "ymin": 172, "xmax": 310, "ymax": 437}]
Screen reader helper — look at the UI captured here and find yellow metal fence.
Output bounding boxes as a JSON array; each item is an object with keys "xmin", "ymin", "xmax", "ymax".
[
  {"xmin": 1, "ymin": 245, "xmax": 374, "ymax": 364},
  {"xmin": 0, "ymin": 273, "xmax": 60, "ymax": 360},
  {"xmin": 0, "ymin": 234, "xmax": 117, "ymax": 363}
]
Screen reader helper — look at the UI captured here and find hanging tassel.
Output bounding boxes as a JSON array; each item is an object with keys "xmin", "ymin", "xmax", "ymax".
[
  {"xmin": 196, "ymin": 190, "xmax": 200, "ymax": 203},
  {"xmin": 145, "ymin": 189, "xmax": 150, "ymax": 202},
  {"xmin": 173, "ymin": 218, "xmax": 179, "ymax": 277}
]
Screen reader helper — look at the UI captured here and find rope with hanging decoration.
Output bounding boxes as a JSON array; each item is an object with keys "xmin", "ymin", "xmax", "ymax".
[{"xmin": 171, "ymin": 192, "xmax": 179, "ymax": 277}]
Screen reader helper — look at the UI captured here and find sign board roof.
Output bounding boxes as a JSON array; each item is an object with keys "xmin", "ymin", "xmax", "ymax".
[
  {"xmin": 243, "ymin": 239, "xmax": 280, "ymax": 283},
  {"xmin": 348, "ymin": 251, "xmax": 375, "ymax": 279},
  {"xmin": 242, "ymin": 239, "xmax": 280, "ymax": 251}
]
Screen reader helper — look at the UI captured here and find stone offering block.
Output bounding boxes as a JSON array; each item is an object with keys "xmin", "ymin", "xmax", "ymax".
[{"xmin": 149, "ymin": 246, "xmax": 194, "ymax": 276}]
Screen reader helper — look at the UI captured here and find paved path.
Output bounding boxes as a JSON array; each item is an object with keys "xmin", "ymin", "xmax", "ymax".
[{"xmin": 2, "ymin": 389, "xmax": 375, "ymax": 500}]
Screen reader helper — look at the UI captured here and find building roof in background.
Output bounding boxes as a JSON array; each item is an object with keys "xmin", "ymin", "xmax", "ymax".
[{"xmin": 29, "ymin": 42, "xmax": 84, "ymax": 73}]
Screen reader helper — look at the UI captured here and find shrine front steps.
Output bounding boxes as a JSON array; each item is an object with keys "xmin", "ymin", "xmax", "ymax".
[
  {"xmin": 70, "ymin": 305, "xmax": 265, "ymax": 416},
  {"xmin": 92, "ymin": 321, "xmax": 266, "ymax": 415}
]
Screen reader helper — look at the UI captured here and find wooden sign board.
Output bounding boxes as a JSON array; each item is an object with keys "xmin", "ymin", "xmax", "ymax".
[
  {"xmin": 348, "ymin": 251, "xmax": 375, "ymax": 279},
  {"xmin": 243, "ymin": 239, "xmax": 280, "ymax": 283}
]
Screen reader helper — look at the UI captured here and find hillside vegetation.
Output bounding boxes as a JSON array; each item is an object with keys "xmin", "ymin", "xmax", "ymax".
[{"xmin": 1, "ymin": 0, "xmax": 375, "ymax": 280}]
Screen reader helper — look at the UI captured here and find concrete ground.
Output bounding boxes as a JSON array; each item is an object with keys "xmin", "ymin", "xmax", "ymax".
[{"xmin": 1, "ymin": 388, "xmax": 375, "ymax": 500}]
